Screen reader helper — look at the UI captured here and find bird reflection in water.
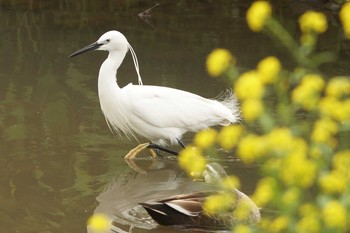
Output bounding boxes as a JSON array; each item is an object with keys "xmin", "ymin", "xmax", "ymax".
[
  {"xmin": 140, "ymin": 162, "xmax": 261, "ymax": 230},
  {"xmin": 87, "ymin": 160, "xmax": 260, "ymax": 233},
  {"xmin": 87, "ymin": 159, "xmax": 212, "ymax": 233}
]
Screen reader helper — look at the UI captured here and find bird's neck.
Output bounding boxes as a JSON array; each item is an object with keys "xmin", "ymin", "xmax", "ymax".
[{"xmin": 98, "ymin": 50, "xmax": 127, "ymax": 88}]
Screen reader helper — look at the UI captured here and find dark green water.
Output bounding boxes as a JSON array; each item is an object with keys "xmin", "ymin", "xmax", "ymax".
[{"xmin": 0, "ymin": 1, "xmax": 349, "ymax": 232}]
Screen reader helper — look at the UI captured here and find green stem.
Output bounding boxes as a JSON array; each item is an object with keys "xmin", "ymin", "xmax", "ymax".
[{"xmin": 265, "ymin": 18, "xmax": 315, "ymax": 69}]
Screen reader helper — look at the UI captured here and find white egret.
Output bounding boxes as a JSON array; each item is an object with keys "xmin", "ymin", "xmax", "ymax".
[{"xmin": 69, "ymin": 31, "xmax": 240, "ymax": 159}]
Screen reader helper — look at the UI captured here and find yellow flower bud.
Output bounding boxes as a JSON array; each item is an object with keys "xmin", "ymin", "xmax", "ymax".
[
  {"xmin": 219, "ymin": 175, "xmax": 241, "ymax": 190},
  {"xmin": 319, "ymin": 97, "xmax": 350, "ymax": 122},
  {"xmin": 311, "ymin": 117, "xmax": 338, "ymax": 146},
  {"xmin": 297, "ymin": 204, "xmax": 321, "ymax": 233},
  {"xmin": 325, "ymin": 77, "xmax": 350, "ymax": 98},
  {"xmin": 251, "ymin": 177, "xmax": 276, "ymax": 207},
  {"xmin": 203, "ymin": 193, "xmax": 235, "ymax": 213},
  {"xmin": 297, "ymin": 216, "xmax": 321, "ymax": 233},
  {"xmin": 178, "ymin": 147, "xmax": 207, "ymax": 177},
  {"xmin": 340, "ymin": 2, "xmax": 350, "ymax": 38},
  {"xmin": 333, "ymin": 150, "xmax": 350, "ymax": 178},
  {"xmin": 302, "ymin": 74, "xmax": 325, "ymax": 91},
  {"xmin": 299, "ymin": 11, "xmax": 328, "ymax": 34},
  {"xmin": 242, "ymin": 99, "xmax": 264, "ymax": 122},
  {"xmin": 292, "ymin": 74, "xmax": 325, "ymax": 110},
  {"xmin": 234, "ymin": 225, "xmax": 252, "ymax": 233},
  {"xmin": 269, "ymin": 216, "xmax": 289, "ymax": 233},
  {"xmin": 235, "ymin": 71, "xmax": 264, "ymax": 100},
  {"xmin": 319, "ymin": 171, "xmax": 346, "ymax": 194},
  {"xmin": 246, "ymin": 1, "xmax": 272, "ymax": 32},
  {"xmin": 280, "ymin": 152, "xmax": 317, "ymax": 188},
  {"xmin": 237, "ymin": 134, "xmax": 266, "ymax": 163},
  {"xmin": 206, "ymin": 49, "xmax": 234, "ymax": 77},
  {"xmin": 322, "ymin": 201, "xmax": 347, "ymax": 230},
  {"xmin": 87, "ymin": 213, "xmax": 111, "ymax": 233},
  {"xmin": 217, "ymin": 125, "xmax": 244, "ymax": 150},
  {"xmin": 281, "ymin": 188, "xmax": 301, "ymax": 207},
  {"xmin": 194, "ymin": 128, "xmax": 217, "ymax": 149},
  {"xmin": 257, "ymin": 56, "xmax": 281, "ymax": 84}
]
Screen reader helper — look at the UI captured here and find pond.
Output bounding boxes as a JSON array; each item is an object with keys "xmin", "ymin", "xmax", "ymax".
[{"xmin": 0, "ymin": 1, "xmax": 349, "ymax": 232}]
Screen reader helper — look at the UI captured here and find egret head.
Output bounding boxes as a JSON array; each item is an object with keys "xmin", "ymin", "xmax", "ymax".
[{"xmin": 69, "ymin": 30, "xmax": 129, "ymax": 58}]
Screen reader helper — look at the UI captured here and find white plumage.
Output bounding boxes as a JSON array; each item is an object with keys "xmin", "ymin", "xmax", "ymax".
[{"xmin": 70, "ymin": 31, "xmax": 240, "ymax": 157}]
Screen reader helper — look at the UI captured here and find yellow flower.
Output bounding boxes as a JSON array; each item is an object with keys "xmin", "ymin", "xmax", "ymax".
[
  {"xmin": 87, "ymin": 213, "xmax": 111, "ymax": 233},
  {"xmin": 219, "ymin": 175, "xmax": 241, "ymax": 190},
  {"xmin": 194, "ymin": 128, "xmax": 217, "ymax": 149},
  {"xmin": 206, "ymin": 49, "xmax": 234, "ymax": 77},
  {"xmin": 311, "ymin": 117, "xmax": 338, "ymax": 146},
  {"xmin": 299, "ymin": 203, "xmax": 319, "ymax": 217},
  {"xmin": 298, "ymin": 204, "xmax": 320, "ymax": 233},
  {"xmin": 266, "ymin": 128, "xmax": 307, "ymax": 156},
  {"xmin": 237, "ymin": 134, "xmax": 266, "ymax": 163},
  {"xmin": 297, "ymin": 216, "xmax": 321, "ymax": 233},
  {"xmin": 322, "ymin": 201, "xmax": 347, "ymax": 230},
  {"xmin": 234, "ymin": 225, "xmax": 252, "ymax": 233},
  {"xmin": 292, "ymin": 85, "xmax": 315, "ymax": 110},
  {"xmin": 280, "ymin": 152, "xmax": 317, "ymax": 187},
  {"xmin": 269, "ymin": 216, "xmax": 289, "ymax": 233},
  {"xmin": 246, "ymin": 1, "xmax": 272, "ymax": 32},
  {"xmin": 178, "ymin": 147, "xmax": 207, "ymax": 177},
  {"xmin": 292, "ymin": 74, "xmax": 325, "ymax": 110},
  {"xmin": 340, "ymin": 2, "xmax": 350, "ymax": 39},
  {"xmin": 203, "ymin": 192, "xmax": 235, "ymax": 213},
  {"xmin": 217, "ymin": 125, "xmax": 244, "ymax": 150},
  {"xmin": 265, "ymin": 127, "xmax": 293, "ymax": 153},
  {"xmin": 242, "ymin": 99, "xmax": 264, "ymax": 122},
  {"xmin": 319, "ymin": 96, "xmax": 349, "ymax": 121},
  {"xmin": 235, "ymin": 71, "xmax": 264, "ymax": 100},
  {"xmin": 251, "ymin": 177, "xmax": 276, "ymax": 207},
  {"xmin": 260, "ymin": 219, "xmax": 272, "ymax": 231},
  {"xmin": 302, "ymin": 74, "xmax": 325, "ymax": 91},
  {"xmin": 333, "ymin": 150, "xmax": 350, "ymax": 178},
  {"xmin": 281, "ymin": 187, "xmax": 301, "ymax": 207},
  {"xmin": 299, "ymin": 11, "xmax": 328, "ymax": 34},
  {"xmin": 319, "ymin": 171, "xmax": 346, "ymax": 194},
  {"xmin": 257, "ymin": 56, "xmax": 281, "ymax": 84},
  {"xmin": 325, "ymin": 77, "xmax": 350, "ymax": 98},
  {"xmin": 233, "ymin": 198, "xmax": 257, "ymax": 222}
]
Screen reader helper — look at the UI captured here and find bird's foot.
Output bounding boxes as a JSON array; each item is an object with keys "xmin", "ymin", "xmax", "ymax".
[
  {"xmin": 124, "ymin": 143, "xmax": 159, "ymax": 160},
  {"xmin": 148, "ymin": 148, "xmax": 158, "ymax": 158},
  {"xmin": 124, "ymin": 143, "xmax": 151, "ymax": 159},
  {"xmin": 124, "ymin": 142, "xmax": 180, "ymax": 160}
]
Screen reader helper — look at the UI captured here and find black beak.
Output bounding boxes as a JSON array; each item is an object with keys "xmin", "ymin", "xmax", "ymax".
[{"xmin": 69, "ymin": 42, "xmax": 102, "ymax": 58}]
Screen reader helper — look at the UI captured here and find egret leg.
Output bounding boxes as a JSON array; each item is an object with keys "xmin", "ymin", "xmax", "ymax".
[
  {"xmin": 177, "ymin": 138, "xmax": 186, "ymax": 148},
  {"xmin": 147, "ymin": 143, "xmax": 179, "ymax": 156}
]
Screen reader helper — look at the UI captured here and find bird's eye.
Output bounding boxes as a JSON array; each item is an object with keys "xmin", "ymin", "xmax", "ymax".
[{"xmin": 106, "ymin": 39, "xmax": 111, "ymax": 43}]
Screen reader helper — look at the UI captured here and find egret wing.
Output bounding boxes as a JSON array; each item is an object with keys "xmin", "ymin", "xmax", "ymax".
[{"xmin": 123, "ymin": 85, "xmax": 226, "ymax": 130}]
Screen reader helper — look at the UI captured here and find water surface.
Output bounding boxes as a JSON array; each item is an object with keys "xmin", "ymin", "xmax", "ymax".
[{"xmin": 0, "ymin": 1, "xmax": 349, "ymax": 232}]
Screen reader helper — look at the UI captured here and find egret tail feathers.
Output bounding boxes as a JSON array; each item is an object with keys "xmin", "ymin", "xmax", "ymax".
[{"xmin": 215, "ymin": 89, "xmax": 241, "ymax": 125}]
